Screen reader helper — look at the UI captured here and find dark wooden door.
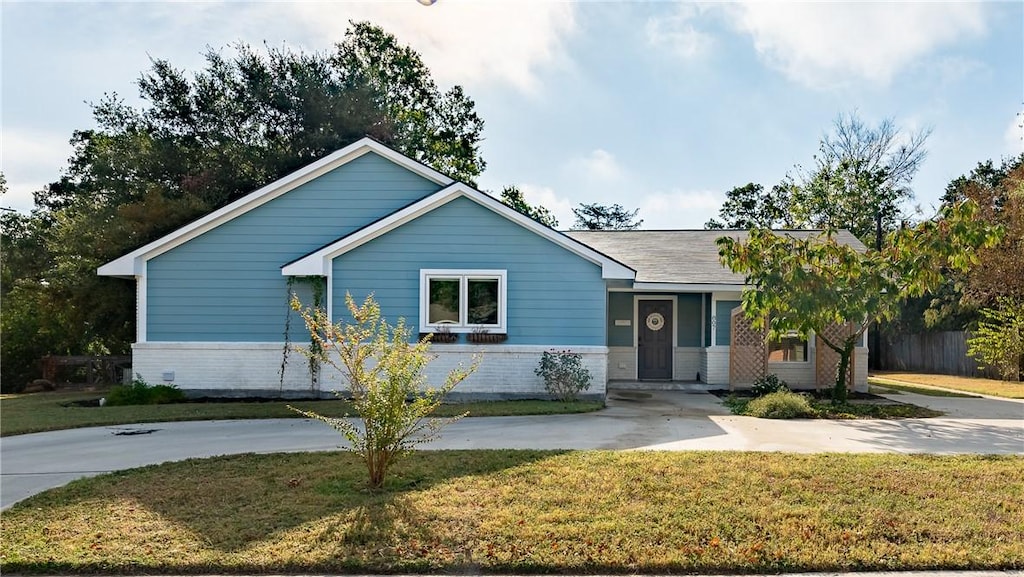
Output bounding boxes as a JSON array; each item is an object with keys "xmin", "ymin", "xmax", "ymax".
[{"xmin": 638, "ymin": 299, "xmax": 673, "ymax": 380}]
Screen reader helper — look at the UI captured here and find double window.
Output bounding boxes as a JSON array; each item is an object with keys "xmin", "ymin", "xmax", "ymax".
[
  {"xmin": 420, "ymin": 270, "xmax": 506, "ymax": 332},
  {"xmin": 768, "ymin": 331, "xmax": 808, "ymax": 362}
]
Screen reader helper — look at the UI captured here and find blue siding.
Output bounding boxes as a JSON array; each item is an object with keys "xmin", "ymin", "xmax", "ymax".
[
  {"xmin": 677, "ymin": 293, "xmax": 702, "ymax": 347},
  {"xmin": 704, "ymin": 294, "xmax": 712, "ymax": 346},
  {"xmin": 331, "ymin": 197, "xmax": 606, "ymax": 345},
  {"xmin": 147, "ymin": 153, "xmax": 442, "ymax": 341},
  {"xmin": 607, "ymin": 292, "xmax": 634, "ymax": 347},
  {"xmin": 715, "ymin": 300, "xmax": 742, "ymax": 346}
]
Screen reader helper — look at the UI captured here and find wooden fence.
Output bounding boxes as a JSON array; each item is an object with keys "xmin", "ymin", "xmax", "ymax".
[{"xmin": 877, "ymin": 331, "xmax": 993, "ymax": 378}]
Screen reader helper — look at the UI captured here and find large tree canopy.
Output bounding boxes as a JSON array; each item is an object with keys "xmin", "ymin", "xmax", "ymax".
[
  {"xmin": 717, "ymin": 199, "xmax": 1000, "ymax": 403},
  {"xmin": 572, "ymin": 203, "xmax": 643, "ymax": 230},
  {"xmin": 708, "ymin": 112, "xmax": 928, "ymax": 247},
  {"xmin": 498, "ymin": 186, "xmax": 559, "ymax": 228},
  {"xmin": 0, "ymin": 22, "xmax": 486, "ymax": 391}
]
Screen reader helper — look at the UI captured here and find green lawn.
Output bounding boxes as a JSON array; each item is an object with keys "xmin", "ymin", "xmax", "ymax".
[
  {"xmin": 0, "ymin": 392, "xmax": 602, "ymax": 437},
  {"xmin": 869, "ymin": 381, "xmax": 979, "ymax": 398},
  {"xmin": 2, "ymin": 451, "xmax": 1021, "ymax": 574},
  {"xmin": 870, "ymin": 372, "xmax": 1024, "ymax": 399}
]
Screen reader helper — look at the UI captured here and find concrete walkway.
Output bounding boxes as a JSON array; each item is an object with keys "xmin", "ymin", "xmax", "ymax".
[{"xmin": 2, "ymin": 389, "xmax": 1021, "ymax": 509}]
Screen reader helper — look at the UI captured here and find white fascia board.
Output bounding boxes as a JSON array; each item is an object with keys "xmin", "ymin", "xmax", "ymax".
[
  {"xmin": 97, "ymin": 138, "xmax": 453, "ymax": 277},
  {"xmin": 462, "ymin": 191, "xmax": 635, "ymax": 280},
  {"xmin": 282, "ymin": 186, "xmax": 465, "ymax": 276},
  {"xmin": 626, "ymin": 282, "xmax": 748, "ymax": 292},
  {"xmin": 282, "ymin": 183, "xmax": 637, "ymax": 280}
]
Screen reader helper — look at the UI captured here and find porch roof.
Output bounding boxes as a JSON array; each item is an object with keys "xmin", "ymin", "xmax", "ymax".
[{"xmin": 564, "ymin": 229, "xmax": 866, "ymax": 286}]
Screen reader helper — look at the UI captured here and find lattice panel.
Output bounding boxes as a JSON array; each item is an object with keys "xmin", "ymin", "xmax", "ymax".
[
  {"xmin": 729, "ymin": 307, "xmax": 766, "ymax": 389},
  {"xmin": 815, "ymin": 322, "xmax": 857, "ymax": 390}
]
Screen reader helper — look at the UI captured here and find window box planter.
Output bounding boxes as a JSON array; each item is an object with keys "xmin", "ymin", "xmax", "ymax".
[
  {"xmin": 420, "ymin": 332, "xmax": 459, "ymax": 344},
  {"xmin": 467, "ymin": 332, "xmax": 508, "ymax": 344}
]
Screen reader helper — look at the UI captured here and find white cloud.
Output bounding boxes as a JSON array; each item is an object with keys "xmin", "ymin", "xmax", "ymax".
[
  {"xmin": 1007, "ymin": 111, "xmax": 1024, "ymax": 155},
  {"xmin": 646, "ymin": 4, "xmax": 714, "ymax": 60},
  {"xmin": 274, "ymin": 1, "xmax": 577, "ymax": 93},
  {"xmin": 567, "ymin": 149, "xmax": 625, "ymax": 182},
  {"xmin": 518, "ymin": 183, "xmax": 575, "ymax": 229},
  {"xmin": 723, "ymin": 2, "xmax": 987, "ymax": 89},
  {"xmin": 0, "ymin": 129, "xmax": 73, "ymax": 212},
  {"xmin": 637, "ymin": 189, "xmax": 723, "ymax": 230}
]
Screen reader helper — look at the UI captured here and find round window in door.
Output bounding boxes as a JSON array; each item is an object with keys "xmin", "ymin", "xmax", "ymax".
[{"xmin": 646, "ymin": 312, "xmax": 665, "ymax": 332}]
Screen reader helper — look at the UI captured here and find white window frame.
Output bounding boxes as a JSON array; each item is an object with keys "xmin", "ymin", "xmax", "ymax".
[{"xmin": 419, "ymin": 269, "xmax": 507, "ymax": 333}]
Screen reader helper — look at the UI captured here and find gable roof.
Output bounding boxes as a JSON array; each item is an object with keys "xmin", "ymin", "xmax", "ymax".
[
  {"xmin": 281, "ymin": 182, "xmax": 636, "ymax": 280},
  {"xmin": 565, "ymin": 229, "xmax": 866, "ymax": 288},
  {"xmin": 98, "ymin": 137, "xmax": 454, "ymax": 277}
]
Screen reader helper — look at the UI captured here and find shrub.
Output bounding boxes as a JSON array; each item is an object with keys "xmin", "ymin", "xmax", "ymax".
[
  {"xmin": 751, "ymin": 373, "xmax": 789, "ymax": 397},
  {"xmin": 106, "ymin": 375, "xmax": 186, "ymax": 406},
  {"xmin": 744, "ymin": 390, "xmax": 816, "ymax": 419},
  {"xmin": 535, "ymin": 350, "xmax": 592, "ymax": 402},
  {"xmin": 967, "ymin": 298, "xmax": 1024, "ymax": 381},
  {"xmin": 289, "ymin": 293, "xmax": 476, "ymax": 490}
]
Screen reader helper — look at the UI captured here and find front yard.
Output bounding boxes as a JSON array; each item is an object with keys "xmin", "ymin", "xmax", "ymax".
[
  {"xmin": 0, "ymin": 392, "xmax": 602, "ymax": 437},
  {"xmin": 2, "ymin": 450, "xmax": 1021, "ymax": 574},
  {"xmin": 869, "ymin": 372, "xmax": 1024, "ymax": 399}
]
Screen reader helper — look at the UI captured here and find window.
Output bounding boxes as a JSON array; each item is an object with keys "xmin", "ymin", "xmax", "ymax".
[
  {"xmin": 420, "ymin": 270, "xmax": 506, "ymax": 332},
  {"xmin": 768, "ymin": 332, "xmax": 808, "ymax": 362}
]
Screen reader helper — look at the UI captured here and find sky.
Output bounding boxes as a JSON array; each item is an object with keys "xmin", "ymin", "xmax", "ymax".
[{"xmin": 2, "ymin": 1, "xmax": 1022, "ymax": 230}]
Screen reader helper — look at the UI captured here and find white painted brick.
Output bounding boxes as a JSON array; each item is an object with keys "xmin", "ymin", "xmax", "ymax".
[
  {"xmin": 607, "ymin": 347, "xmax": 636, "ymax": 380},
  {"xmin": 704, "ymin": 347, "xmax": 730, "ymax": 385},
  {"xmin": 673, "ymin": 348, "xmax": 701, "ymax": 381},
  {"xmin": 133, "ymin": 342, "xmax": 607, "ymax": 398}
]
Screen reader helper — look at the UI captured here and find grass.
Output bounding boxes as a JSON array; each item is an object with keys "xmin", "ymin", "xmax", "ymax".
[
  {"xmin": 869, "ymin": 381, "xmax": 979, "ymax": 398},
  {"xmin": 0, "ymin": 392, "xmax": 602, "ymax": 437},
  {"xmin": 870, "ymin": 372, "xmax": 1024, "ymax": 399},
  {"xmin": 2, "ymin": 450, "xmax": 1021, "ymax": 574},
  {"xmin": 723, "ymin": 394, "xmax": 943, "ymax": 419}
]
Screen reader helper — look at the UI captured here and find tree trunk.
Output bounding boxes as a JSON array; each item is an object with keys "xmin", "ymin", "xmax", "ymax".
[{"xmin": 831, "ymin": 342, "xmax": 856, "ymax": 405}]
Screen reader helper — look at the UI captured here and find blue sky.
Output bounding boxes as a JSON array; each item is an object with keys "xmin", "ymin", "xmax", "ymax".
[{"xmin": 2, "ymin": 1, "xmax": 1021, "ymax": 229}]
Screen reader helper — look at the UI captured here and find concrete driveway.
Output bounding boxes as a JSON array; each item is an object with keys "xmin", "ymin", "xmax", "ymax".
[{"xmin": 2, "ymin": 389, "xmax": 1021, "ymax": 510}]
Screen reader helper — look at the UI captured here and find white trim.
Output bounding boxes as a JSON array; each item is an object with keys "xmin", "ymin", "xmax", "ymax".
[
  {"xmin": 98, "ymin": 138, "xmax": 454, "ymax": 277},
  {"xmin": 137, "ymin": 270, "xmax": 147, "ymax": 343},
  {"xmin": 131, "ymin": 341, "xmax": 609, "ymax": 353},
  {"xmin": 419, "ymin": 269, "xmax": 507, "ymax": 332},
  {"xmin": 282, "ymin": 182, "xmax": 635, "ymax": 280},
  {"xmin": 709, "ymin": 291, "xmax": 743, "ymax": 348},
  {"xmin": 700, "ymin": 293, "xmax": 706, "ymax": 348},
  {"xmin": 630, "ymin": 282, "xmax": 746, "ymax": 292},
  {"xmin": 634, "ymin": 295, "xmax": 677, "ymax": 380}
]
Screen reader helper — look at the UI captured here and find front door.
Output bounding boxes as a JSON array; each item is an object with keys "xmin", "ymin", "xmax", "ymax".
[{"xmin": 638, "ymin": 299, "xmax": 673, "ymax": 380}]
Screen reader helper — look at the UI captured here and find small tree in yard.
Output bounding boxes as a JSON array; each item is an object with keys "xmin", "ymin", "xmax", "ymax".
[
  {"xmin": 290, "ymin": 292, "xmax": 476, "ymax": 489},
  {"xmin": 718, "ymin": 200, "xmax": 1001, "ymax": 404}
]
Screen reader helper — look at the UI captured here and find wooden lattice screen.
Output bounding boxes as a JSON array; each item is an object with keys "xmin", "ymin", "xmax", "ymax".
[
  {"xmin": 815, "ymin": 322, "xmax": 857, "ymax": 390},
  {"xmin": 729, "ymin": 307, "xmax": 766, "ymax": 390}
]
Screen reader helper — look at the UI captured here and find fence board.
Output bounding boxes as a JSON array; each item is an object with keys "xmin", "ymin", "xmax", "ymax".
[{"xmin": 878, "ymin": 331, "xmax": 994, "ymax": 377}]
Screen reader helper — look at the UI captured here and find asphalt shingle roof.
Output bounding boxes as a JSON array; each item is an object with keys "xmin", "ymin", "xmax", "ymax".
[{"xmin": 564, "ymin": 229, "xmax": 866, "ymax": 285}]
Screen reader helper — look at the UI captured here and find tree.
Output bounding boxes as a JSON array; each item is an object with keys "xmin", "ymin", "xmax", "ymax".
[
  {"xmin": 717, "ymin": 200, "xmax": 1000, "ymax": 403},
  {"xmin": 706, "ymin": 112, "xmax": 928, "ymax": 247},
  {"xmin": 288, "ymin": 293, "xmax": 476, "ymax": 489},
  {"xmin": 1, "ymin": 22, "xmax": 487, "ymax": 389},
  {"xmin": 896, "ymin": 155, "xmax": 1024, "ymax": 334},
  {"xmin": 705, "ymin": 182, "xmax": 797, "ymax": 229},
  {"xmin": 967, "ymin": 298, "xmax": 1024, "ymax": 381},
  {"xmin": 942, "ymin": 155, "xmax": 1024, "ymax": 304},
  {"xmin": 572, "ymin": 203, "xmax": 642, "ymax": 230},
  {"xmin": 498, "ymin": 185, "xmax": 558, "ymax": 228},
  {"xmin": 797, "ymin": 112, "xmax": 929, "ymax": 248}
]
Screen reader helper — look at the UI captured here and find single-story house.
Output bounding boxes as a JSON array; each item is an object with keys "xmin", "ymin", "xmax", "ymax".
[{"xmin": 98, "ymin": 137, "xmax": 868, "ymax": 399}]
